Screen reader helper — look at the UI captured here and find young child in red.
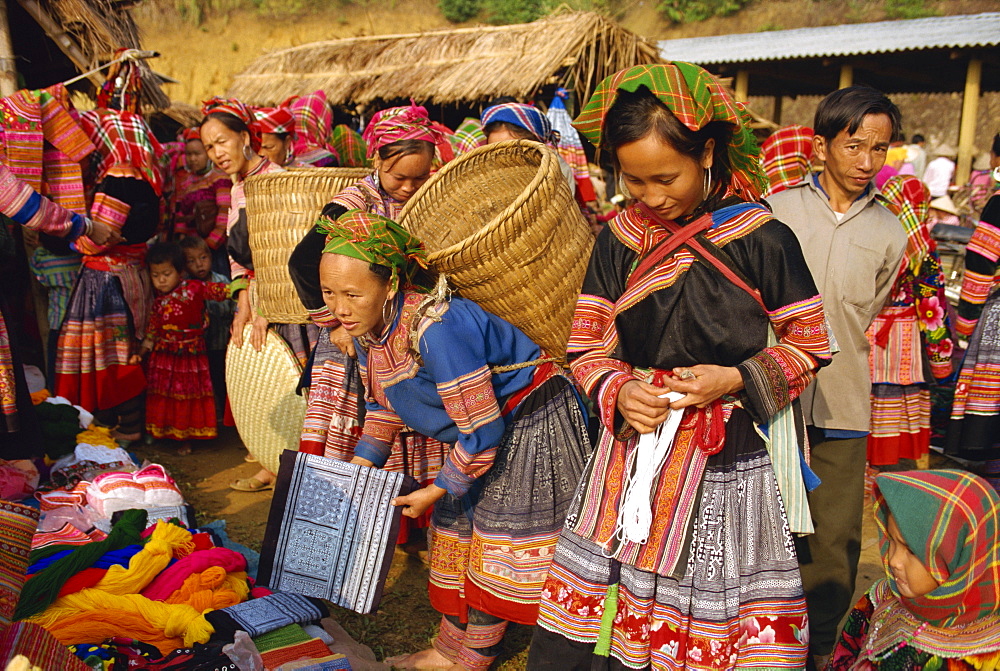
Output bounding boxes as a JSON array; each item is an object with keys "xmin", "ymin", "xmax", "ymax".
[{"xmin": 132, "ymin": 242, "xmax": 230, "ymax": 454}]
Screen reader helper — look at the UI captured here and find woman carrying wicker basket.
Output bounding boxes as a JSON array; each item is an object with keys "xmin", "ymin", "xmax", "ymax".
[
  {"xmin": 527, "ymin": 63, "xmax": 833, "ymax": 670},
  {"xmin": 199, "ymin": 97, "xmax": 317, "ymax": 491},
  {"xmin": 313, "ymin": 209, "xmax": 590, "ymax": 671},
  {"xmin": 289, "ymin": 103, "xmax": 450, "ymax": 542}
]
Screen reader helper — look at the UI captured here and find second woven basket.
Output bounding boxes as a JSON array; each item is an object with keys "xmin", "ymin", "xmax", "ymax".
[
  {"xmin": 399, "ymin": 139, "xmax": 593, "ymax": 363},
  {"xmin": 244, "ymin": 166, "xmax": 372, "ymax": 323}
]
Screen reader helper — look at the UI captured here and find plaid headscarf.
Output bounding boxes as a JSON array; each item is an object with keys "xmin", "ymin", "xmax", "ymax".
[
  {"xmin": 482, "ymin": 102, "xmax": 556, "ymax": 145},
  {"xmin": 452, "ymin": 117, "xmax": 486, "ymax": 155},
  {"xmin": 761, "ymin": 124, "xmax": 814, "ymax": 196},
  {"xmin": 331, "ymin": 124, "xmax": 369, "ymax": 167},
  {"xmin": 80, "ymin": 109, "xmax": 163, "ymax": 196},
  {"xmin": 317, "ymin": 209, "xmax": 430, "ymax": 291},
  {"xmin": 254, "ymin": 107, "xmax": 296, "ymax": 136},
  {"xmin": 881, "ymin": 175, "xmax": 933, "ymax": 274},
  {"xmin": 284, "ymin": 91, "xmax": 338, "ymax": 161},
  {"xmin": 573, "ymin": 62, "xmax": 768, "ymax": 201},
  {"xmin": 200, "ymin": 96, "xmax": 261, "ymax": 152},
  {"xmin": 362, "ymin": 103, "xmax": 442, "ymax": 159},
  {"xmin": 874, "ymin": 470, "xmax": 1000, "ymax": 627},
  {"xmin": 181, "ymin": 127, "xmax": 201, "ymax": 142}
]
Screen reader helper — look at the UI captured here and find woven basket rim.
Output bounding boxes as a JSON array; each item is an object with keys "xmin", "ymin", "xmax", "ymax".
[{"xmin": 399, "ymin": 139, "xmax": 556, "ymax": 259}]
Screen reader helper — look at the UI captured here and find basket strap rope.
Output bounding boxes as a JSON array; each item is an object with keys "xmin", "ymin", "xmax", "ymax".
[{"xmin": 490, "ymin": 357, "xmax": 557, "ymax": 373}]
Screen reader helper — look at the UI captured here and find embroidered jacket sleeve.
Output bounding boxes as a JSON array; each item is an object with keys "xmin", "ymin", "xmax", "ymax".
[
  {"xmin": 200, "ymin": 281, "xmax": 232, "ymax": 302},
  {"xmin": 567, "ymin": 226, "xmax": 635, "ymax": 435},
  {"xmin": 0, "ymin": 163, "xmax": 87, "ymax": 239},
  {"xmin": 957, "ymin": 197, "xmax": 1000, "ymax": 337},
  {"xmin": 354, "ymin": 399, "xmax": 406, "ymax": 468},
  {"xmin": 288, "ymin": 202, "xmax": 348, "ymax": 328},
  {"xmin": 729, "ymin": 220, "xmax": 832, "ymax": 424},
  {"xmin": 205, "ymin": 178, "xmax": 232, "ymax": 250},
  {"xmin": 914, "ymin": 252, "xmax": 954, "ymax": 379},
  {"xmin": 420, "ymin": 316, "xmax": 507, "ymax": 498}
]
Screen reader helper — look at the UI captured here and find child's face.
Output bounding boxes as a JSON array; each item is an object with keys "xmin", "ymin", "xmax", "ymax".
[
  {"xmin": 150, "ymin": 261, "xmax": 182, "ymax": 295},
  {"xmin": 184, "ymin": 247, "xmax": 212, "ymax": 280},
  {"xmin": 885, "ymin": 513, "xmax": 941, "ymax": 599}
]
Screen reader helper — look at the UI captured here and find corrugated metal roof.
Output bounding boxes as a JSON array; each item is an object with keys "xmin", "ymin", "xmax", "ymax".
[{"xmin": 658, "ymin": 12, "xmax": 1000, "ymax": 65}]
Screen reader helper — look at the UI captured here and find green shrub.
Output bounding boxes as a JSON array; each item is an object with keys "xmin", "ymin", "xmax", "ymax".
[
  {"xmin": 483, "ymin": 0, "xmax": 544, "ymax": 24},
  {"xmin": 885, "ymin": 0, "xmax": 937, "ymax": 19},
  {"xmin": 658, "ymin": 0, "xmax": 753, "ymax": 23},
  {"xmin": 440, "ymin": 0, "xmax": 481, "ymax": 22}
]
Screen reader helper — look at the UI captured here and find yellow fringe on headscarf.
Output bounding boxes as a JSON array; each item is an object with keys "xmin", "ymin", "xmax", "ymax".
[
  {"xmin": 91, "ymin": 521, "xmax": 194, "ymax": 595},
  {"xmin": 163, "ymin": 567, "xmax": 249, "ymax": 611},
  {"xmin": 25, "ymin": 591, "xmax": 214, "ymax": 655}
]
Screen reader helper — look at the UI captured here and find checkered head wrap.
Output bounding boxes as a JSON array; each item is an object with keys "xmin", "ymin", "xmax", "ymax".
[
  {"xmin": 200, "ymin": 97, "xmax": 261, "ymax": 152},
  {"xmin": 481, "ymin": 102, "xmax": 556, "ymax": 145},
  {"xmin": 80, "ymin": 109, "xmax": 164, "ymax": 196},
  {"xmin": 874, "ymin": 470, "xmax": 1000, "ymax": 627},
  {"xmin": 761, "ymin": 124, "xmax": 814, "ymax": 196},
  {"xmin": 573, "ymin": 62, "xmax": 768, "ymax": 201},
  {"xmin": 255, "ymin": 107, "xmax": 296, "ymax": 136},
  {"xmin": 881, "ymin": 175, "xmax": 932, "ymax": 274},
  {"xmin": 362, "ymin": 102, "xmax": 442, "ymax": 159}
]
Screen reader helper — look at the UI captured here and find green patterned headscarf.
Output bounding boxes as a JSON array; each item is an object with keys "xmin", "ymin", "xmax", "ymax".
[
  {"xmin": 317, "ymin": 209, "xmax": 430, "ymax": 291},
  {"xmin": 573, "ymin": 62, "xmax": 768, "ymax": 201}
]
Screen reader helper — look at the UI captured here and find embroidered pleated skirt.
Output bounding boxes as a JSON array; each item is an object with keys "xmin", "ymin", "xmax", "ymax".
[
  {"xmin": 868, "ymin": 384, "xmax": 930, "ymax": 466},
  {"xmin": 429, "ymin": 377, "xmax": 591, "ymax": 625},
  {"xmin": 146, "ymin": 347, "xmax": 216, "ymax": 441},
  {"xmin": 947, "ymin": 288, "xmax": 1000, "ymax": 458},
  {"xmin": 530, "ymin": 409, "xmax": 809, "ymax": 670}
]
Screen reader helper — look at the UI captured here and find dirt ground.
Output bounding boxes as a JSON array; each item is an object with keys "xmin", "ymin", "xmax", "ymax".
[{"xmin": 135, "ymin": 424, "xmax": 906, "ymax": 670}]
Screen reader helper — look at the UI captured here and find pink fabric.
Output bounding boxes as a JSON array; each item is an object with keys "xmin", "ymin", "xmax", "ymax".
[
  {"xmin": 362, "ymin": 102, "xmax": 442, "ymax": 158},
  {"xmin": 140, "ymin": 547, "xmax": 247, "ymax": 601}
]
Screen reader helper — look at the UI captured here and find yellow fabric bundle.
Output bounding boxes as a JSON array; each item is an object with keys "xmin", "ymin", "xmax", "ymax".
[
  {"xmin": 164, "ymin": 566, "xmax": 250, "ymax": 611},
  {"xmin": 74, "ymin": 425, "xmax": 118, "ymax": 449},
  {"xmin": 92, "ymin": 521, "xmax": 194, "ymax": 594},
  {"xmin": 27, "ymin": 591, "xmax": 214, "ymax": 654}
]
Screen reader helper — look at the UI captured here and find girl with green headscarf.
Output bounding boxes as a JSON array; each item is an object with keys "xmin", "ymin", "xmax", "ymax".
[
  {"xmin": 828, "ymin": 469, "xmax": 1000, "ymax": 670},
  {"xmin": 316, "ymin": 209, "xmax": 592, "ymax": 671}
]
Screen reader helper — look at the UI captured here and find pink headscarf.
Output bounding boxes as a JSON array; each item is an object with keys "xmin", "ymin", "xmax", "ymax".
[{"xmin": 362, "ymin": 102, "xmax": 442, "ymax": 159}]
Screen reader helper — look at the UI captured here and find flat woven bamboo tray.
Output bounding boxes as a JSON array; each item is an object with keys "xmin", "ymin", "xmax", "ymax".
[
  {"xmin": 399, "ymin": 140, "xmax": 593, "ymax": 363},
  {"xmin": 226, "ymin": 324, "xmax": 307, "ymax": 475},
  {"xmin": 245, "ymin": 167, "xmax": 372, "ymax": 323}
]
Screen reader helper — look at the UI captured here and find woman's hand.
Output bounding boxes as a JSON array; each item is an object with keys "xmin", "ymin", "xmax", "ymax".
[
  {"xmin": 663, "ymin": 365, "xmax": 744, "ymax": 409},
  {"xmin": 88, "ymin": 220, "xmax": 120, "ymax": 246},
  {"xmin": 616, "ymin": 380, "xmax": 674, "ymax": 434},
  {"xmin": 249, "ymin": 314, "xmax": 269, "ymax": 352},
  {"xmin": 349, "ymin": 456, "xmax": 375, "ymax": 468},
  {"xmin": 330, "ymin": 326, "xmax": 355, "ymax": 357},
  {"xmin": 128, "ymin": 354, "xmax": 143, "ymax": 365},
  {"xmin": 393, "ymin": 484, "xmax": 447, "ymax": 519},
  {"xmin": 231, "ymin": 291, "xmax": 251, "ymax": 347}
]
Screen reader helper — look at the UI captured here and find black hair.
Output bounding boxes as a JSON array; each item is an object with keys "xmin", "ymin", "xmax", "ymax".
[
  {"xmin": 992, "ymin": 133, "xmax": 1000, "ymax": 156},
  {"xmin": 178, "ymin": 235, "xmax": 210, "ymax": 253},
  {"xmin": 602, "ymin": 86, "xmax": 733, "ymax": 208},
  {"xmin": 200, "ymin": 112, "xmax": 250, "ymax": 137},
  {"xmin": 378, "ymin": 139, "xmax": 435, "ymax": 162},
  {"xmin": 486, "ymin": 95, "xmax": 518, "ymax": 107},
  {"xmin": 369, "ymin": 263, "xmax": 392, "ymax": 283},
  {"xmin": 483, "ymin": 120, "xmax": 538, "ymax": 142},
  {"xmin": 813, "ymin": 86, "xmax": 901, "ymax": 142},
  {"xmin": 911, "ymin": 133, "xmax": 925, "ymax": 144},
  {"xmin": 147, "ymin": 241, "xmax": 186, "ymax": 272},
  {"xmin": 263, "ymin": 131, "xmax": 292, "ymax": 142}
]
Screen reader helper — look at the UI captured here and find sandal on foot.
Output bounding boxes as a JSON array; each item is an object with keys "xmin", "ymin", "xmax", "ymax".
[{"xmin": 229, "ymin": 477, "xmax": 274, "ymax": 492}]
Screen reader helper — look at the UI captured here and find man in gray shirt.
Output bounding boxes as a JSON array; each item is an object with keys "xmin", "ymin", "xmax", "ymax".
[{"xmin": 768, "ymin": 86, "xmax": 906, "ymax": 670}]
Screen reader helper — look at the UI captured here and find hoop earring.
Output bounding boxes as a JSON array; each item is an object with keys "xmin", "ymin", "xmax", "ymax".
[
  {"xmin": 243, "ymin": 145, "xmax": 254, "ymax": 161},
  {"xmin": 617, "ymin": 174, "xmax": 631, "ymax": 198},
  {"xmin": 703, "ymin": 168, "xmax": 712, "ymax": 199},
  {"xmin": 372, "ymin": 169, "xmax": 381, "ymax": 191},
  {"xmin": 381, "ymin": 296, "xmax": 395, "ymax": 326}
]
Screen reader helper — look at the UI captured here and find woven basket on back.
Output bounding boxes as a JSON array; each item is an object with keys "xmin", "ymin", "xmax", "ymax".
[
  {"xmin": 399, "ymin": 140, "xmax": 594, "ymax": 363},
  {"xmin": 244, "ymin": 167, "xmax": 372, "ymax": 323},
  {"xmin": 226, "ymin": 324, "xmax": 307, "ymax": 476}
]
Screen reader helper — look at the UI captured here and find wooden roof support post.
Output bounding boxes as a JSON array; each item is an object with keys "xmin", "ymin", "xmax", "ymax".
[
  {"xmin": 839, "ymin": 64, "xmax": 853, "ymax": 89},
  {"xmin": 734, "ymin": 69, "xmax": 749, "ymax": 102},
  {"xmin": 0, "ymin": 0, "xmax": 16, "ymax": 97},
  {"xmin": 15, "ymin": 0, "xmax": 104, "ymax": 88},
  {"xmin": 956, "ymin": 57, "xmax": 982, "ymax": 186}
]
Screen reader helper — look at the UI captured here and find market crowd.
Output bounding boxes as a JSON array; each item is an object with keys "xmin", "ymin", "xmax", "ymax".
[{"xmin": 0, "ymin": 57, "xmax": 999, "ymax": 671}]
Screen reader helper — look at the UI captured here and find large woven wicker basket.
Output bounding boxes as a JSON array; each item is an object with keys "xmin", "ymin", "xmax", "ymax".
[
  {"xmin": 244, "ymin": 167, "xmax": 372, "ymax": 323},
  {"xmin": 399, "ymin": 140, "xmax": 594, "ymax": 363}
]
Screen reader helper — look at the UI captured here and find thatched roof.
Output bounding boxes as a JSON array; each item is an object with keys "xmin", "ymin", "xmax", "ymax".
[
  {"xmin": 228, "ymin": 11, "xmax": 662, "ymax": 109},
  {"xmin": 13, "ymin": 0, "xmax": 169, "ymax": 111}
]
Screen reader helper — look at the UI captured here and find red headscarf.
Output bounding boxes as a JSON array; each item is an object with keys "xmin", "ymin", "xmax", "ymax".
[
  {"xmin": 254, "ymin": 107, "xmax": 296, "ymax": 136},
  {"xmin": 181, "ymin": 127, "xmax": 201, "ymax": 142},
  {"xmin": 80, "ymin": 109, "xmax": 163, "ymax": 196},
  {"xmin": 200, "ymin": 97, "xmax": 261, "ymax": 152},
  {"xmin": 362, "ymin": 102, "xmax": 442, "ymax": 159},
  {"xmin": 761, "ymin": 125, "xmax": 814, "ymax": 196}
]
